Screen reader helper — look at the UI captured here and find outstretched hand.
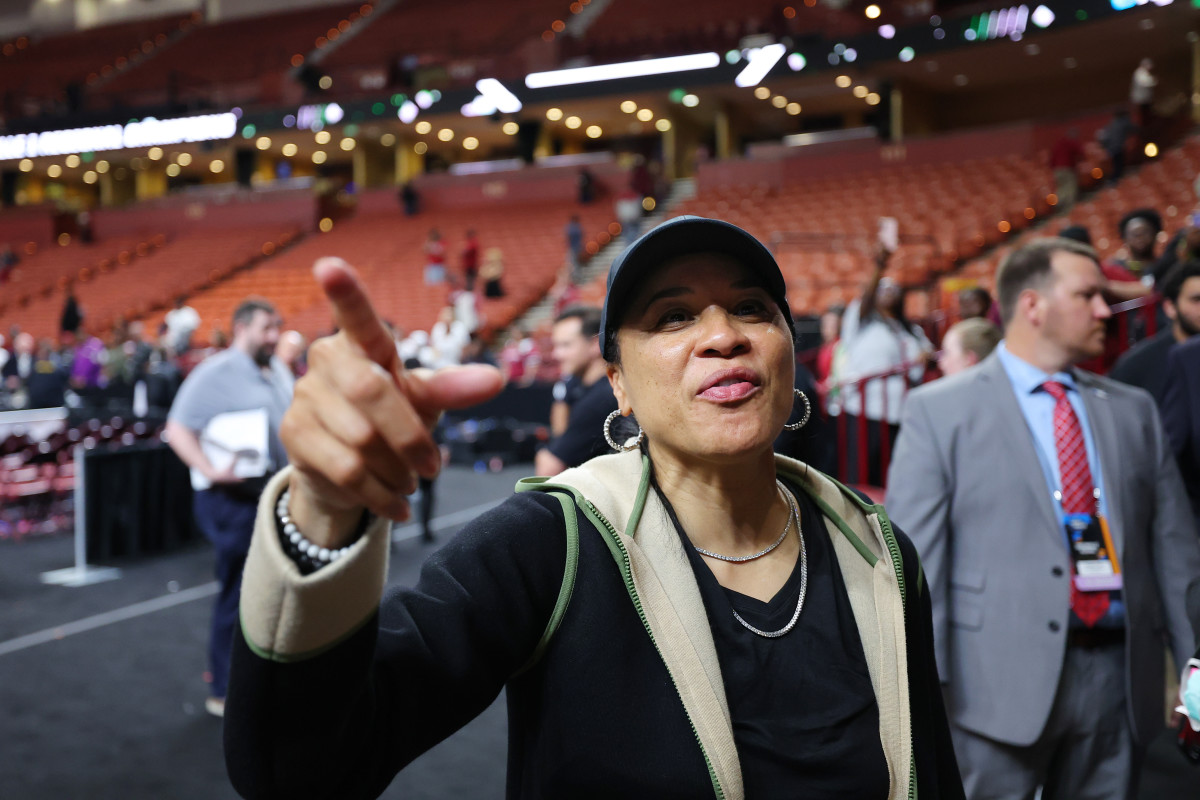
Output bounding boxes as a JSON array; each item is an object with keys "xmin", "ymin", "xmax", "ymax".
[{"xmin": 280, "ymin": 258, "xmax": 505, "ymax": 545}]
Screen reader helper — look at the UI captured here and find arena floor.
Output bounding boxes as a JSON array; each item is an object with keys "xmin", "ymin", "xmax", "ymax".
[{"xmin": 0, "ymin": 463, "xmax": 1194, "ymax": 799}]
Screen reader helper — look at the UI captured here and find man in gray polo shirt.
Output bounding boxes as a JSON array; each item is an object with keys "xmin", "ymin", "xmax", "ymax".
[{"xmin": 166, "ymin": 298, "xmax": 292, "ymax": 718}]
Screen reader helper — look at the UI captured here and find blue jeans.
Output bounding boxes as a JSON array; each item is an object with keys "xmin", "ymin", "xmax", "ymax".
[{"xmin": 193, "ymin": 488, "xmax": 258, "ymax": 698}]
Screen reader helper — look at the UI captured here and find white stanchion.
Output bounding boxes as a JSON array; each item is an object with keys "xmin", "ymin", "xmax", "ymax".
[{"xmin": 39, "ymin": 444, "xmax": 121, "ymax": 587}]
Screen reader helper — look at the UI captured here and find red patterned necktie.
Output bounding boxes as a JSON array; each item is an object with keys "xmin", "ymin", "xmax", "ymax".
[{"xmin": 1042, "ymin": 380, "xmax": 1109, "ymax": 627}]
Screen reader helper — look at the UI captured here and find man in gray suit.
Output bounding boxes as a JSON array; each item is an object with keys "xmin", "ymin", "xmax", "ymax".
[{"xmin": 887, "ymin": 237, "xmax": 1200, "ymax": 799}]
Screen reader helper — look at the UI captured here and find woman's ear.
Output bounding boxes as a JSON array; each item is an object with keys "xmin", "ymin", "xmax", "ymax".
[{"xmin": 606, "ymin": 363, "xmax": 632, "ymax": 416}]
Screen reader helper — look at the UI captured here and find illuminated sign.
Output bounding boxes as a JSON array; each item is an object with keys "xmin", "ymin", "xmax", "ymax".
[
  {"xmin": 295, "ymin": 103, "xmax": 344, "ymax": 131},
  {"xmin": 0, "ymin": 112, "xmax": 237, "ymax": 160},
  {"xmin": 525, "ymin": 53, "xmax": 721, "ymax": 89}
]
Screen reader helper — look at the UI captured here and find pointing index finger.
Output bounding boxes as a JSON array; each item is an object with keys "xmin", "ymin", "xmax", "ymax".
[{"xmin": 314, "ymin": 257, "xmax": 397, "ymax": 370}]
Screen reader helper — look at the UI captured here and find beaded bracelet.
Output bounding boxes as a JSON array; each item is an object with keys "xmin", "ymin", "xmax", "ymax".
[{"xmin": 275, "ymin": 487, "xmax": 367, "ymax": 575}]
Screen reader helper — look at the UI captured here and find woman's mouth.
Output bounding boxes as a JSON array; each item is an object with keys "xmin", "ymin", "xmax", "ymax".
[{"xmin": 698, "ymin": 368, "xmax": 762, "ymax": 402}]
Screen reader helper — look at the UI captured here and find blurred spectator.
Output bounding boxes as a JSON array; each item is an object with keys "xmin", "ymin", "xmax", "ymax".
[
  {"xmin": 76, "ymin": 210, "xmax": 93, "ymax": 244},
  {"xmin": 1060, "ymin": 224, "xmax": 1152, "ymax": 303},
  {"xmin": 145, "ymin": 346, "xmax": 183, "ymax": 412},
  {"xmin": 0, "ymin": 243, "xmax": 17, "ymax": 282},
  {"xmin": 1110, "ymin": 261, "xmax": 1200, "ymax": 401},
  {"xmin": 536, "ymin": 306, "xmax": 617, "ymax": 476},
  {"xmin": 460, "ymin": 335, "xmax": 496, "ymax": 368},
  {"xmin": 399, "ymin": 182, "xmax": 420, "ymax": 216},
  {"xmin": 957, "ymin": 286, "xmax": 994, "ymax": 321},
  {"xmin": 2, "ymin": 331, "xmax": 34, "ymax": 392},
  {"xmin": 937, "ymin": 318, "xmax": 1001, "ymax": 377},
  {"xmin": 499, "ymin": 328, "xmax": 538, "ymax": 385},
  {"xmin": 1161, "ymin": 336, "xmax": 1200, "ymax": 524},
  {"xmin": 481, "ymin": 247, "xmax": 505, "ymax": 298},
  {"xmin": 424, "ymin": 228, "xmax": 446, "ymax": 285},
  {"xmin": 1110, "ymin": 209, "xmax": 1162, "ymax": 280},
  {"xmin": 69, "ymin": 330, "xmax": 107, "ymax": 401},
  {"xmin": 1049, "ymin": 128, "xmax": 1085, "ymax": 209},
  {"xmin": 164, "ymin": 296, "xmax": 201, "ymax": 354},
  {"xmin": 1151, "ymin": 215, "xmax": 1200, "ymax": 286},
  {"xmin": 275, "ymin": 330, "xmax": 307, "ymax": 378},
  {"xmin": 631, "ymin": 156, "xmax": 654, "ymax": 201},
  {"xmin": 815, "ymin": 305, "xmax": 844, "ymax": 409},
  {"xmin": 431, "ymin": 306, "xmax": 470, "ymax": 367},
  {"xmin": 461, "ymin": 229, "xmax": 480, "ymax": 291},
  {"xmin": 1131, "ymin": 58, "xmax": 1157, "ymax": 125},
  {"xmin": 578, "ymin": 167, "xmax": 595, "ymax": 204},
  {"xmin": 839, "ymin": 248, "xmax": 932, "ymax": 485},
  {"xmin": 616, "ymin": 189, "xmax": 642, "ymax": 244},
  {"xmin": 565, "ymin": 215, "xmax": 584, "ymax": 279},
  {"xmin": 165, "ymin": 298, "xmax": 291, "ymax": 719},
  {"xmin": 60, "ymin": 285, "xmax": 83, "ymax": 336},
  {"xmin": 1098, "ymin": 110, "xmax": 1135, "ymax": 183},
  {"xmin": 25, "ymin": 338, "xmax": 69, "ymax": 409}
]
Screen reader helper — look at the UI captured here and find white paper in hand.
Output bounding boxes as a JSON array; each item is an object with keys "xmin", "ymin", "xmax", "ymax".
[
  {"xmin": 192, "ymin": 407, "xmax": 270, "ymax": 490},
  {"xmin": 878, "ymin": 216, "xmax": 899, "ymax": 251}
]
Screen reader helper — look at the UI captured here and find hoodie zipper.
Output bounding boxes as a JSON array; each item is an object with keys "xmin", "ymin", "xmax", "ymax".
[
  {"xmin": 582, "ymin": 498, "xmax": 727, "ymax": 800},
  {"xmin": 875, "ymin": 509, "xmax": 917, "ymax": 800}
]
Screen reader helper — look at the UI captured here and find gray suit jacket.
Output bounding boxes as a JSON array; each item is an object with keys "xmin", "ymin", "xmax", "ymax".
[{"xmin": 886, "ymin": 352, "xmax": 1200, "ymax": 747}]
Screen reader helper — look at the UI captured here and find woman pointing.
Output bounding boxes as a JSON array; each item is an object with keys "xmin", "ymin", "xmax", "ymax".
[{"xmin": 224, "ymin": 217, "xmax": 963, "ymax": 799}]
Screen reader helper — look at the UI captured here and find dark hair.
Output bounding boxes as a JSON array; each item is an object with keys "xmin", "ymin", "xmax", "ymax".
[
  {"xmin": 232, "ymin": 297, "xmax": 276, "ymax": 328},
  {"xmin": 1057, "ymin": 225, "xmax": 1093, "ymax": 246},
  {"xmin": 1161, "ymin": 260, "xmax": 1200, "ymax": 304},
  {"xmin": 958, "ymin": 286, "xmax": 993, "ymax": 313},
  {"xmin": 995, "ymin": 238, "xmax": 1098, "ymax": 327},
  {"xmin": 1118, "ymin": 208, "xmax": 1163, "ymax": 237},
  {"xmin": 554, "ymin": 305, "xmax": 602, "ymax": 339}
]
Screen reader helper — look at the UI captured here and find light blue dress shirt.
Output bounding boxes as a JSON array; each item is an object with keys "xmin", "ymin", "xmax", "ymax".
[{"xmin": 995, "ymin": 342, "xmax": 1124, "ymax": 626}]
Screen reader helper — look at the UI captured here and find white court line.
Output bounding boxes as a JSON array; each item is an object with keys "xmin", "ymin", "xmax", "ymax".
[
  {"xmin": 0, "ymin": 582, "xmax": 219, "ymax": 658},
  {"xmin": 0, "ymin": 497, "xmax": 508, "ymax": 657}
]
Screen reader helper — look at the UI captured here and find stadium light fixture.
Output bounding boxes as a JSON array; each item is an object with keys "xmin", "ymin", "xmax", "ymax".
[
  {"xmin": 878, "ymin": 24, "xmax": 896, "ymax": 38},
  {"xmin": 734, "ymin": 43, "xmax": 786, "ymax": 88},
  {"xmin": 1031, "ymin": 5, "xmax": 1055, "ymax": 27},
  {"xmin": 525, "ymin": 52, "xmax": 721, "ymax": 89},
  {"xmin": 461, "ymin": 78, "xmax": 523, "ymax": 118},
  {"xmin": 398, "ymin": 101, "xmax": 419, "ymax": 124}
]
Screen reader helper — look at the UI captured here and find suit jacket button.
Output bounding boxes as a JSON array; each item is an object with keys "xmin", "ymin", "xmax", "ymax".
[
  {"xmin": 1048, "ymin": 620, "xmax": 1061, "ymax": 632},
  {"xmin": 1052, "ymin": 566, "xmax": 1064, "ymax": 577}
]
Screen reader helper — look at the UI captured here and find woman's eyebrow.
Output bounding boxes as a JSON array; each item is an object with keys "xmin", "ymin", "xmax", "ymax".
[{"xmin": 638, "ymin": 286, "xmax": 692, "ymax": 314}]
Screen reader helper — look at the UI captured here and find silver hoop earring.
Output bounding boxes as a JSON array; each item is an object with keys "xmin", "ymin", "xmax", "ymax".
[
  {"xmin": 604, "ymin": 409, "xmax": 645, "ymax": 452},
  {"xmin": 783, "ymin": 389, "xmax": 811, "ymax": 431}
]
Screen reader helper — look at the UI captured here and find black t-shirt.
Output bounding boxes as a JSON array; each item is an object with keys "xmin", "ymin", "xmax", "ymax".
[
  {"xmin": 547, "ymin": 378, "xmax": 621, "ymax": 467},
  {"xmin": 657, "ymin": 479, "xmax": 890, "ymax": 799}
]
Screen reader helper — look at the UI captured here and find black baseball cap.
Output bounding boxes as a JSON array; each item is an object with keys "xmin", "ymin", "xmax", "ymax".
[{"xmin": 599, "ymin": 216, "xmax": 794, "ymax": 361}]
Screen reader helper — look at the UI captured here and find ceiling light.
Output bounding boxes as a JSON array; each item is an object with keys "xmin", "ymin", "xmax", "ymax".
[
  {"xmin": 525, "ymin": 52, "xmax": 721, "ymax": 89},
  {"xmin": 340, "ymin": 137, "xmax": 356, "ymax": 150},
  {"xmin": 865, "ymin": 4, "xmax": 881, "ymax": 19},
  {"xmin": 315, "ymin": 130, "xmax": 331, "ymax": 144},
  {"xmin": 256, "ymin": 137, "xmax": 271, "ymax": 150},
  {"xmin": 620, "ymin": 100, "xmax": 637, "ymax": 113},
  {"xmin": 281, "ymin": 143, "xmax": 298, "ymax": 157},
  {"xmin": 380, "ymin": 133, "xmax": 396, "ymax": 146},
  {"xmin": 655, "ymin": 118, "xmax": 671, "ymax": 132},
  {"xmin": 415, "ymin": 120, "xmax": 432, "ymax": 134},
  {"xmin": 786, "ymin": 102, "xmax": 801, "ymax": 115},
  {"xmin": 878, "ymin": 24, "xmax": 896, "ymax": 39},
  {"xmin": 899, "ymin": 47, "xmax": 915, "ymax": 63},
  {"xmin": 586, "ymin": 125, "xmax": 602, "ymax": 138},
  {"xmin": 771, "ymin": 95, "xmax": 787, "ymax": 108},
  {"xmin": 866, "ymin": 93, "xmax": 881, "ymax": 105},
  {"xmin": 734, "ymin": 42, "xmax": 785, "ymax": 88},
  {"xmin": 65, "ymin": 154, "xmax": 81, "ymax": 167},
  {"xmin": 83, "ymin": 170, "xmax": 98, "ymax": 183},
  {"xmin": 47, "ymin": 164, "xmax": 62, "ymax": 177},
  {"xmin": 853, "ymin": 85, "xmax": 868, "ymax": 98},
  {"xmin": 462, "ymin": 137, "xmax": 479, "ymax": 150},
  {"xmin": 682, "ymin": 94, "xmax": 699, "ymax": 107},
  {"xmin": 754, "ymin": 86, "xmax": 771, "ymax": 100},
  {"xmin": 564, "ymin": 116, "xmax": 582, "ymax": 129},
  {"xmin": 18, "ymin": 158, "xmax": 33, "ymax": 172},
  {"xmin": 164, "ymin": 164, "xmax": 180, "ymax": 177},
  {"xmin": 636, "ymin": 108, "xmax": 654, "ymax": 121},
  {"xmin": 414, "ymin": 142, "xmax": 428, "ymax": 154},
  {"xmin": 546, "ymin": 107, "xmax": 563, "ymax": 121},
  {"xmin": 209, "ymin": 159, "xmax": 224, "ymax": 173},
  {"xmin": 96, "ymin": 160, "xmax": 109, "ymax": 173},
  {"xmin": 502, "ymin": 121, "xmax": 519, "ymax": 135},
  {"xmin": 145, "ymin": 148, "xmax": 161, "ymax": 162},
  {"xmin": 437, "ymin": 128, "xmax": 454, "ymax": 141},
  {"xmin": 312, "ymin": 150, "xmax": 328, "ymax": 164},
  {"xmin": 835, "ymin": 75, "xmax": 852, "ymax": 88},
  {"xmin": 176, "ymin": 152, "xmax": 191, "ymax": 166},
  {"xmin": 787, "ymin": 53, "xmax": 807, "ymax": 71}
]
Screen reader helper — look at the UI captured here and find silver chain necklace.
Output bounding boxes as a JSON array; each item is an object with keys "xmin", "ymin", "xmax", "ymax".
[
  {"xmin": 730, "ymin": 486, "xmax": 808, "ymax": 639},
  {"xmin": 693, "ymin": 480, "xmax": 793, "ymax": 563}
]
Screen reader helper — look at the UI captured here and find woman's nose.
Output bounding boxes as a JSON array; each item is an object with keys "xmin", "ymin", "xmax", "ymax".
[{"xmin": 697, "ymin": 308, "xmax": 749, "ymax": 355}]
